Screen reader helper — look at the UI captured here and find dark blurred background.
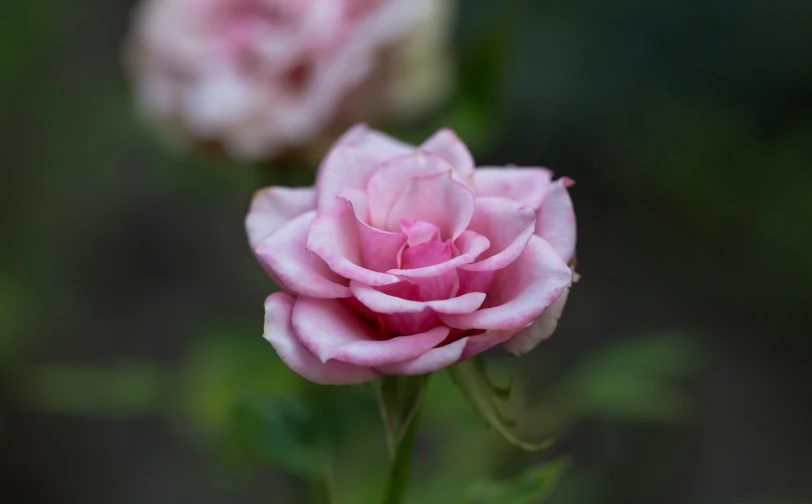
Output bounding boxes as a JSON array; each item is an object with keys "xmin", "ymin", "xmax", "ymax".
[{"xmin": 2, "ymin": 0, "xmax": 811, "ymax": 503}]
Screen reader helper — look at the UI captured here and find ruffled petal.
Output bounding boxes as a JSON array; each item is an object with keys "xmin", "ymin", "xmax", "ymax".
[
  {"xmin": 307, "ymin": 205, "xmax": 400, "ymax": 286},
  {"xmin": 420, "ymin": 128, "xmax": 475, "ymax": 183},
  {"xmin": 366, "ymin": 151, "xmax": 456, "ymax": 230},
  {"xmin": 263, "ymin": 293, "xmax": 378, "ymax": 385},
  {"xmin": 503, "ymin": 284, "xmax": 571, "ymax": 356},
  {"xmin": 537, "ymin": 178, "xmax": 576, "ymax": 264},
  {"xmin": 385, "ymin": 171, "xmax": 475, "ymax": 240},
  {"xmin": 291, "ymin": 297, "xmax": 448, "ymax": 367},
  {"xmin": 255, "ymin": 211, "xmax": 352, "ymax": 298},
  {"xmin": 316, "ymin": 124, "xmax": 413, "ymax": 213},
  {"xmin": 388, "ymin": 230, "xmax": 490, "ymax": 278},
  {"xmin": 400, "ymin": 219, "xmax": 441, "ymax": 246},
  {"xmin": 461, "ymin": 197, "xmax": 537, "ymax": 272},
  {"xmin": 246, "ymin": 186, "xmax": 317, "ymax": 246},
  {"xmin": 441, "ymin": 236, "xmax": 572, "ymax": 330},
  {"xmin": 473, "ymin": 167, "xmax": 552, "ymax": 210},
  {"xmin": 350, "ymin": 280, "xmax": 486, "ymax": 314}
]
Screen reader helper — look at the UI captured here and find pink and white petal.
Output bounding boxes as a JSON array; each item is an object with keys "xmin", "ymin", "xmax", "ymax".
[
  {"xmin": 385, "ymin": 171, "xmax": 476, "ymax": 240},
  {"xmin": 337, "ymin": 192, "xmax": 407, "ymax": 272},
  {"xmin": 307, "ymin": 206, "xmax": 400, "ymax": 286},
  {"xmin": 375, "ymin": 327, "xmax": 520, "ymax": 376},
  {"xmin": 388, "ymin": 231, "xmax": 490, "ymax": 278},
  {"xmin": 420, "ymin": 128, "xmax": 475, "ymax": 183},
  {"xmin": 400, "ymin": 219, "xmax": 440, "ymax": 246},
  {"xmin": 456, "ymin": 269, "xmax": 496, "ymax": 295},
  {"xmin": 350, "ymin": 280, "xmax": 486, "ymax": 314},
  {"xmin": 382, "ymin": 310, "xmax": 441, "ymax": 336},
  {"xmin": 246, "ymin": 186, "xmax": 316, "ymax": 246},
  {"xmin": 473, "ymin": 168, "xmax": 552, "ymax": 210},
  {"xmin": 376, "ymin": 337, "xmax": 469, "ymax": 375},
  {"xmin": 461, "ymin": 197, "xmax": 537, "ymax": 272},
  {"xmin": 366, "ymin": 152, "xmax": 456, "ymax": 229},
  {"xmin": 255, "ymin": 211, "xmax": 352, "ymax": 298},
  {"xmin": 291, "ymin": 296, "xmax": 448, "ymax": 367},
  {"xmin": 537, "ymin": 178, "xmax": 576, "ymax": 264},
  {"xmin": 264, "ymin": 293, "xmax": 378, "ymax": 385},
  {"xmin": 503, "ymin": 284, "xmax": 571, "ymax": 356},
  {"xmin": 316, "ymin": 124, "xmax": 414, "ymax": 213},
  {"xmin": 441, "ymin": 236, "xmax": 572, "ymax": 330}
]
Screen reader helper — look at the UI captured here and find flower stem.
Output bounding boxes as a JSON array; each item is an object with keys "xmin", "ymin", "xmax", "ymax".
[{"xmin": 382, "ymin": 409, "xmax": 420, "ymax": 504}]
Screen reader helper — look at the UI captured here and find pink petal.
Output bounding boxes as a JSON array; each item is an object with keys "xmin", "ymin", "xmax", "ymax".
[
  {"xmin": 401, "ymin": 240, "xmax": 456, "ymax": 300},
  {"xmin": 385, "ymin": 171, "xmax": 476, "ymax": 240},
  {"xmin": 337, "ymin": 196, "xmax": 408, "ymax": 273},
  {"xmin": 473, "ymin": 167, "xmax": 552, "ymax": 210},
  {"xmin": 388, "ymin": 230, "xmax": 490, "ymax": 278},
  {"xmin": 400, "ymin": 219, "xmax": 440, "ymax": 246},
  {"xmin": 456, "ymin": 269, "xmax": 496, "ymax": 295},
  {"xmin": 366, "ymin": 151, "xmax": 457, "ymax": 230},
  {"xmin": 374, "ymin": 327, "xmax": 521, "ymax": 375},
  {"xmin": 503, "ymin": 284, "xmax": 571, "ymax": 356},
  {"xmin": 441, "ymin": 236, "xmax": 572, "ymax": 330},
  {"xmin": 537, "ymin": 178, "xmax": 577, "ymax": 264},
  {"xmin": 246, "ymin": 186, "xmax": 316, "ymax": 246},
  {"xmin": 291, "ymin": 297, "xmax": 449, "ymax": 367},
  {"xmin": 461, "ymin": 197, "xmax": 537, "ymax": 272},
  {"xmin": 350, "ymin": 280, "xmax": 486, "ymax": 314},
  {"xmin": 382, "ymin": 309, "xmax": 441, "ymax": 336},
  {"xmin": 316, "ymin": 124, "xmax": 413, "ymax": 213},
  {"xmin": 307, "ymin": 205, "xmax": 400, "ymax": 286},
  {"xmin": 263, "ymin": 293, "xmax": 378, "ymax": 385},
  {"xmin": 420, "ymin": 128, "xmax": 475, "ymax": 183},
  {"xmin": 255, "ymin": 211, "xmax": 352, "ymax": 298}
]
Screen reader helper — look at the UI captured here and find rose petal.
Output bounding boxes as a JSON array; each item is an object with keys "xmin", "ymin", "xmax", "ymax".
[
  {"xmin": 388, "ymin": 230, "xmax": 490, "ymax": 278},
  {"xmin": 264, "ymin": 293, "xmax": 378, "ymax": 385},
  {"xmin": 400, "ymin": 219, "xmax": 441, "ymax": 246},
  {"xmin": 246, "ymin": 186, "xmax": 317, "ymax": 246},
  {"xmin": 255, "ymin": 211, "xmax": 352, "ymax": 298},
  {"xmin": 420, "ymin": 128, "xmax": 475, "ymax": 183},
  {"xmin": 461, "ymin": 197, "xmax": 537, "ymax": 272},
  {"xmin": 473, "ymin": 167, "xmax": 552, "ymax": 210},
  {"xmin": 307, "ymin": 205, "xmax": 400, "ymax": 286},
  {"xmin": 385, "ymin": 171, "xmax": 475, "ymax": 240},
  {"xmin": 537, "ymin": 177, "xmax": 577, "ymax": 264},
  {"xmin": 401, "ymin": 240, "xmax": 456, "ymax": 300},
  {"xmin": 316, "ymin": 124, "xmax": 413, "ymax": 213},
  {"xmin": 338, "ymin": 196, "xmax": 408, "ymax": 273},
  {"xmin": 503, "ymin": 284, "xmax": 571, "ymax": 356},
  {"xmin": 441, "ymin": 236, "xmax": 572, "ymax": 330},
  {"xmin": 366, "ymin": 151, "xmax": 457, "ymax": 230},
  {"xmin": 350, "ymin": 280, "xmax": 486, "ymax": 314},
  {"xmin": 291, "ymin": 297, "xmax": 448, "ymax": 367}
]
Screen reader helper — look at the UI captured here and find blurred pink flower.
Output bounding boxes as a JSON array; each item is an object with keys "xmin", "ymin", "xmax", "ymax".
[
  {"xmin": 247, "ymin": 125, "xmax": 577, "ymax": 384},
  {"xmin": 125, "ymin": 0, "xmax": 451, "ymax": 160}
]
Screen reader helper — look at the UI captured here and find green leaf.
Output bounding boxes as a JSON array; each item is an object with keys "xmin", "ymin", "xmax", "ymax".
[
  {"xmin": 378, "ymin": 375, "xmax": 427, "ymax": 458},
  {"xmin": 378, "ymin": 375, "xmax": 427, "ymax": 504},
  {"xmin": 448, "ymin": 356, "xmax": 553, "ymax": 452},
  {"xmin": 464, "ymin": 458, "xmax": 570, "ymax": 504}
]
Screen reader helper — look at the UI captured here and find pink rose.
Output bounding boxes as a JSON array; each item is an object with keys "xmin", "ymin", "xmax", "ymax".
[
  {"xmin": 125, "ymin": 0, "xmax": 450, "ymax": 160},
  {"xmin": 247, "ymin": 125, "xmax": 576, "ymax": 384}
]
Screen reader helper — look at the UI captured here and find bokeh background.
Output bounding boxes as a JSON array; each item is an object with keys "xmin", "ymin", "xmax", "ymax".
[{"xmin": 2, "ymin": 0, "xmax": 811, "ymax": 503}]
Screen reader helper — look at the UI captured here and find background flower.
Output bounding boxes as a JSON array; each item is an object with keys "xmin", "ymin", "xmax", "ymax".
[
  {"xmin": 247, "ymin": 125, "xmax": 576, "ymax": 384},
  {"xmin": 124, "ymin": 0, "xmax": 453, "ymax": 160}
]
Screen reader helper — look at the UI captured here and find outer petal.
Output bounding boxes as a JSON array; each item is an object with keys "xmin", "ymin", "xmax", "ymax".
[
  {"xmin": 503, "ymin": 285, "xmax": 571, "ymax": 356},
  {"xmin": 316, "ymin": 124, "xmax": 413, "ymax": 213},
  {"xmin": 375, "ymin": 327, "xmax": 520, "ymax": 375},
  {"xmin": 537, "ymin": 178, "xmax": 576, "ymax": 264},
  {"xmin": 385, "ymin": 171, "xmax": 475, "ymax": 240},
  {"xmin": 307, "ymin": 205, "xmax": 400, "ymax": 286},
  {"xmin": 461, "ymin": 197, "xmax": 537, "ymax": 272},
  {"xmin": 292, "ymin": 297, "xmax": 449, "ymax": 367},
  {"xmin": 473, "ymin": 168, "xmax": 552, "ymax": 210},
  {"xmin": 387, "ymin": 230, "xmax": 490, "ymax": 278},
  {"xmin": 350, "ymin": 280, "xmax": 486, "ymax": 314},
  {"xmin": 263, "ymin": 293, "xmax": 378, "ymax": 385},
  {"xmin": 420, "ymin": 128, "xmax": 475, "ymax": 183},
  {"xmin": 246, "ymin": 186, "xmax": 317, "ymax": 246},
  {"xmin": 255, "ymin": 211, "xmax": 352, "ymax": 298},
  {"xmin": 441, "ymin": 236, "xmax": 572, "ymax": 330},
  {"xmin": 366, "ymin": 151, "xmax": 456, "ymax": 230}
]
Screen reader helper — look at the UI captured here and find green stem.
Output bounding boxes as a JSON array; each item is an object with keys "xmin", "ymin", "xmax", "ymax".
[{"xmin": 382, "ymin": 410, "xmax": 421, "ymax": 504}]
